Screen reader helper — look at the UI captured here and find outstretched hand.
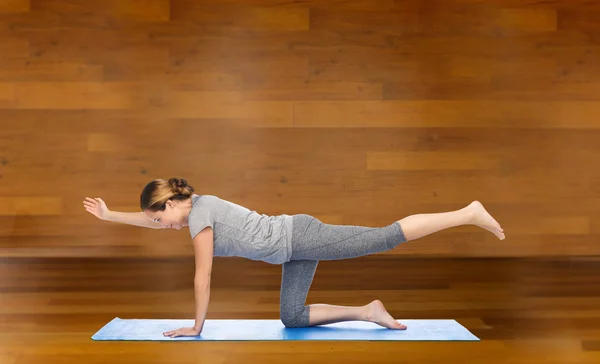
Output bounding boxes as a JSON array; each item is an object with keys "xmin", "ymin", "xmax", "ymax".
[
  {"xmin": 83, "ymin": 197, "xmax": 110, "ymax": 220},
  {"xmin": 163, "ymin": 327, "xmax": 201, "ymax": 338}
]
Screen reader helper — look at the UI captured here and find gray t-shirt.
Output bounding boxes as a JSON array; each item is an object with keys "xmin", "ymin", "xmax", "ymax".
[{"xmin": 188, "ymin": 194, "xmax": 294, "ymax": 265}]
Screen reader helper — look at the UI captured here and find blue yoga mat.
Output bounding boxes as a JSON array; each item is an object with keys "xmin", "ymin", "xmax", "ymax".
[{"xmin": 92, "ymin": 318, "xmax": 479, "ymax": 341}]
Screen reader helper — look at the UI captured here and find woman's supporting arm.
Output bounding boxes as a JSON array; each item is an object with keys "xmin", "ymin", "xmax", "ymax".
[
  {"xmin": 192, "ymin": 227, "xmax": 215, "ymax": 332},
  {"xmin": 163, "ymin": 226, "xmax": 215, "ymax": 338}
]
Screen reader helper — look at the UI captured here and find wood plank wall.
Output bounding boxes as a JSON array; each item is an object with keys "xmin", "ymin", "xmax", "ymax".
[{"xmin": 0, "ymin": 0, "xmax": 599, "ymax": 259}]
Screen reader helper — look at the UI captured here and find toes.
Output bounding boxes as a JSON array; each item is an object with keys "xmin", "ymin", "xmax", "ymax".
[{"xmin": 393, "ymin": 322, "xmax": 407, "ymax": 330}]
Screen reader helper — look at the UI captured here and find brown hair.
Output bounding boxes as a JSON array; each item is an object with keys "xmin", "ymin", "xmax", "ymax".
[{"xmin": 140, "ymin": 178, "xmax": 195, "ymax": 211}]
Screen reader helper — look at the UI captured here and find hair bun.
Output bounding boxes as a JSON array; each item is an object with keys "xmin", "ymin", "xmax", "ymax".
[
  {"xmin": 169, "ymin": 178, "xmax": 187, "ymax": 188},
  {"xmin": 168, "ymin": 178, "xmax": 194, "ymax": 196}
]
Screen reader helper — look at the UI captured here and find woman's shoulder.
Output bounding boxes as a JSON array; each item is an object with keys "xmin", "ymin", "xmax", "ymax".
[
  {"xmin": 189, "ymin": 194, "xmax": 220, "ymax": 213},
  {"xmin": 191, "ymin": 194, "xmax": 219, "ymax": 203}
]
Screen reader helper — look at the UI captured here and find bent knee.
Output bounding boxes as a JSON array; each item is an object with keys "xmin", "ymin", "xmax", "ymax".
[
  {"xmin": 281, "ymin": 317, "xmax": 307, "ymax": 328},
  {"xmin": 280, "ymin": 307, "xmax": 310, "ymax": 328}
]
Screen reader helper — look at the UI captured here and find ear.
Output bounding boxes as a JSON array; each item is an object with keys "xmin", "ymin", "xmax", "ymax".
[{"xmin": 166, "ymin": 200, "xmax": 175, "ymax": 209}]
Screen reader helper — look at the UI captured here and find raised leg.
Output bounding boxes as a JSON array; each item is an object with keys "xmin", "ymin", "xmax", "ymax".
[
  {"xmin": 279, "ymin": 202, "xmax": 504, "ymax": 331},
  {"xmin": 397, "ymin": 200, "xmax": 505, "ymax": 241}
]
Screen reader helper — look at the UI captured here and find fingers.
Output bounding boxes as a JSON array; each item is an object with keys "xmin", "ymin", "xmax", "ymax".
[
  {"xmin": 162, "ymin": 328, "xmax": 195, "ymax": 338},
  {"xmin": 163, "ymin": 330, "xmax": 179, "ymax": 338},
  {"xmin": 83, "ymin": 199, "xmax": 97, "ymax": 213},
  {"xmin": 83, "ymin": 198, "xmax": 104, "ymax": 209},
  {"xmin": 83, "ymin": 198, "xmax": 101, "ymax": 216},
  {"xmin": 83, "ymin": 198, "xmax": 98, "ymax": 208}
]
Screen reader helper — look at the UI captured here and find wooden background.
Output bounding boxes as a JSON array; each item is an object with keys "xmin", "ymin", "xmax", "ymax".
[
  {"xmin": 1, "ymin": 0, "xmax": 598, "ymax": 259},
  {"xmin": 1, "ymin": 0, "xmax": 600, "ymax": 363}
]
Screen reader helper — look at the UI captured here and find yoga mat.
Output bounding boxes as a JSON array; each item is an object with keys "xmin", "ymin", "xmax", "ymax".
[{"xmin": 92, "ymin": 318, "xmax": 480, "ymax": 341}]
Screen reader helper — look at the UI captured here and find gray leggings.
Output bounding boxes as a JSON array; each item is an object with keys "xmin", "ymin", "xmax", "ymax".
[{"xmin": 279, "ymin": 214, "xmax": 407, "ymax": 328}]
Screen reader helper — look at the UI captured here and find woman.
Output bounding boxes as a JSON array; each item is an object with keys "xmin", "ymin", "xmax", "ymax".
[{"xmin": 83, "ymin": 178, "xmax": 505, "ymax": 338}]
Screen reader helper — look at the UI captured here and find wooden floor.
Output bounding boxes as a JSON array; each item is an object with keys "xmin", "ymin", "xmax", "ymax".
[
  {"xmin": 1, "ymin": 0, "xmax": 600, "ymax": 363},
  {"xmin": 3, "ymin": 256, "xmax": 600, "ymax": 363}
]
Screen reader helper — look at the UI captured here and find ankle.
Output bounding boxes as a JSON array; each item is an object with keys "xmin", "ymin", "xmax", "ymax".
[
  {"xmin": 461, "ymin": 205, "xmax": 476, "ymax": 225},
  {"xmin": 363, "ymin": 301, "xmax": 377, "ymax": 322}
]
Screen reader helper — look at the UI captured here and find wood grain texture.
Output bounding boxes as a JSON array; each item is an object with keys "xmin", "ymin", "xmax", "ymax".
[
  {"xmin": 1, "ymin": 257, "xmax": 600, "ymax": 363},
  {"xmin": 0, "ymin": 0, "xmax": 29, "ymax": 14},
  {"xmin": 0, "ymin": 0, "xmax": 599, "ymax": 362}
]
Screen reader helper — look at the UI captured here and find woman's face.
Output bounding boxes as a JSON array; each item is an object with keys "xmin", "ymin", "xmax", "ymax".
[{"xmin": 145, "ymin": 200, "xmax": 189, "ymax": 230}]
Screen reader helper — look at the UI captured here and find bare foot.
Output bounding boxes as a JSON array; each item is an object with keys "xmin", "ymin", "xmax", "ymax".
[
  {"xmin": 365, "ymin": 300, "xmax": 406, "ymax": 330},
  {"xmin": 467, "ymin": 201, "xmax": 505, "ymax": 240}
]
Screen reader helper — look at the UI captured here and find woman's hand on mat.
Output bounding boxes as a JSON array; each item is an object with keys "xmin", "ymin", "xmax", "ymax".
[
  {"xmin": 83, "ymin": 197, "xmax": 109, "ymax": 220},
  {"xmin": 163, "ymin": 327, "xmax": 201, "ymax": 338}
]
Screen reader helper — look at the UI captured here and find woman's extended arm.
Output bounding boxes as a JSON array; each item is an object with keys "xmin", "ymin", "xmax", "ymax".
[
  {"xmin": 163, "ymin": 226, "xmax": 214, "ymax": 338},
  {"xmin": 83, "ymin": 197, "xmax": 164, "ymax": 229}
]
